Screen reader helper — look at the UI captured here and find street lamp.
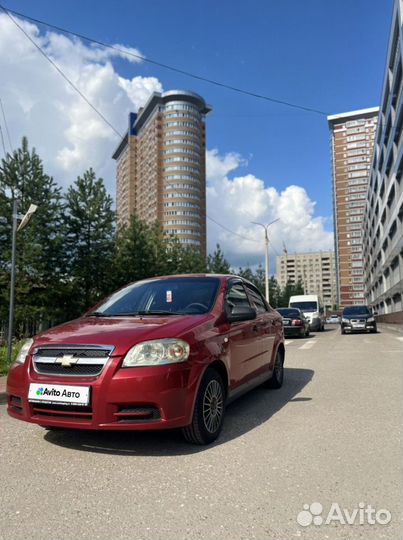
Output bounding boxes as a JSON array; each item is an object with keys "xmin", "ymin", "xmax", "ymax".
[
  {"xmin": 251, "ymin": 218, "xmax": 280, "ymax": 303},
  {"xmin": 7, "ymin": 201, "xmax": 38, "ymax": 363}
]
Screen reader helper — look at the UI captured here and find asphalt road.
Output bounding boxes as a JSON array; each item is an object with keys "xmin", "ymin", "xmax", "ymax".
[{"xmin": 0, "ymin": 325, "xmax": 402, "ymax": 540}]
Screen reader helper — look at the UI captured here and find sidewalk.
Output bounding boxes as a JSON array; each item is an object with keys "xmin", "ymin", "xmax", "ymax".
[
  {"xmin": 378, "ymin": 322, "xmax": 403, "ymax": 335},
  {"xmin": 0, "ymin": 375, "xmax": 7, "ymax": 404}
]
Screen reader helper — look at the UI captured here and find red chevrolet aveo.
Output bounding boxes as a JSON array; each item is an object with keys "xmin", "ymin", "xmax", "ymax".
[{"xmin": 7, "ymin": 275, "xmax": 285, "ymax": 444}]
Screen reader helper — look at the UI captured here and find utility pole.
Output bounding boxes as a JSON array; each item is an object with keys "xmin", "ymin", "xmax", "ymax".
[
  {"xmin": 7, "ymin": 202, "xmax": 38, "ymax": 363},
  {"xmin": 7, "ymin": 199, "xmax": 18, "ymax": 363},
  {"xmin": 251, "ymin": 219, "xmax": 280, "ymax": 303},
  {"xmin": 283, "ymin": 241, "xmax": 288, "ymax": 285}
]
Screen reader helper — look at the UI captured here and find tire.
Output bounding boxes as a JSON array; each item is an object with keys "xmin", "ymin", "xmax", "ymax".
[
  {"xmin": 182, "ymin": 368, "xmax": 226, "ymax": 445},
  {"xmin": 267, "ymin": 349, "xmax": 284, "ymax": 389},
  {"xmin": 341, "ymin": 328, "xmax": 345, "ymax": 335},
  {"xmin": 305, "ymin": 327, "xmax": 310, "ymax": 337}
]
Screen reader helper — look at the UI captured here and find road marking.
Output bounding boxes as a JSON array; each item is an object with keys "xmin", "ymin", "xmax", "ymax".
[
  {"xmin": 299, "ymin": 340, "xmax": 318, "ymax": 350},
  {"xmin": 285, "ymin": 340, "xmax": 294, "ymax": 345}
]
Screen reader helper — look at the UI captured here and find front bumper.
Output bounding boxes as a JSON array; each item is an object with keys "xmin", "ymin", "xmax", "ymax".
[
  {"xmin": 6, "ymin": 356, "xmax": 204, "ymax": 430},
  {"xmin": 341, "ymin": 321, "xmax": 377, "ymax": 333},
  {"xmin": 307, "ymin": 317, "xmax": 321, "ymax": 331}
]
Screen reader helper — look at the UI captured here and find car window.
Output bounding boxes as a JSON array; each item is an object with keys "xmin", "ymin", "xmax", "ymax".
[
  {"xmin": 90, "ymin": 277, "xmax": 220, "ymax": 316},
  {"xmin": 289, "ymin": 301, "xmax": 318, "ymax": 311},
  {"xmin": 343, "ymin": 305, "xmax": 371, "ymax": 316},
  {"xmin": 244, "ymin": 284, "xmax": 268, "ymax": 314},
  {"xmin": 277, "ymin": 308, "xmax": 301, "ymax": 318},
  {"xmin": 225, "ymin": 282, "xmax": 251, "ymax": 314}
]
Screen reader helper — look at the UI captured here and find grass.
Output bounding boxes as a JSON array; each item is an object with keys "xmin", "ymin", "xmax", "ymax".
[{"xmin": 0, "ymin": 341, "xmax": 24, "ymax": 375}]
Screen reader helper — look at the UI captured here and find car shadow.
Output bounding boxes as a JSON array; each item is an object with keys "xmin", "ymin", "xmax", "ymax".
[{"xmin": 43, "ymin": 367, "xmax": 314, "ymax": 456}]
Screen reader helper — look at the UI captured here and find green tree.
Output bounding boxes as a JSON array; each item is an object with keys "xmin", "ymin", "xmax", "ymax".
[
  {"xmin": 113, "ymin": 214, "xmax": 158, "ymax": 287},
  {"xmin": 269, "ymin": 276, "xmax": 282, "ymax": 308},
  {"xmin": 0, "ymin": 137, "xmax": 65, "ymax": 335},
  {"xmin": 279, "ymin": 279, "xmax": 305, "ymax": 307},
  {"xmin": 64, "ymin": 168, "xmax": 115, "ymax": 313},
  {"xmin": 207, "ymin": 244, "xmax": 231, "ymax": 274}
]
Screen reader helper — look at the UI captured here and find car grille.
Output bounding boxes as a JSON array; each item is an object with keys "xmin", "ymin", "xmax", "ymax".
[
  {"xmin": 33, "ymin": 346, "xmax": 113, "ymax": 377},
  {"xmin": 350, "ymin": 319, "xmax": 366, "ymax": 324},
  {"xmin": 31, "ymin": 402, "xmax": 93, "ymax": 422}
]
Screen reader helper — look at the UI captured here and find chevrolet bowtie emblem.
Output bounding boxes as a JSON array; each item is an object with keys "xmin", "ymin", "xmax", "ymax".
[{"xmin": 55, "ymin": 354, "xmax": 78, "ymax": 367}]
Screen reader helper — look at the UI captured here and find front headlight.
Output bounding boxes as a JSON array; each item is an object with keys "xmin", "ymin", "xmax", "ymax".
[
  {"xmin": 15, "ymin": 338, "xmax": 34, "ymax": 364},
  {"xmin": 342, "ymin": 317, "xmax": 349, "ymax": 323},
  {"xmin": 367, "ymin": 317, "xmax": 375, "ymax": 322},
  {"xmin": 122, "ymin": 339, "xmax": 190, "ymax": 367}
]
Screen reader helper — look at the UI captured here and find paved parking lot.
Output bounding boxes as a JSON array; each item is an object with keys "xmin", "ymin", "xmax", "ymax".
[{"xmin": 0, "ymin": 326, "xmax": 402, "ymax": 540}]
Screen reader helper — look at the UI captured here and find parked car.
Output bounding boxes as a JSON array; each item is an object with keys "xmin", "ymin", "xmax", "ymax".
[
  {"xmin": 7, "ymin": 274, "xmax": 285, "ymax": 445},
  {"xmin": 327, "ymin": 314, "xmax": 341, "ymax": 324},
  {"xmin": 276, "ymin": 307, "xmax": 310, "ymax": 338},
  {"xmin": 288, "ymin": 294, "xmax": 325, "ymax": 332},
  {"xmin": 341, "ymin": 305, "xmax": 377, "ymax": 334}
]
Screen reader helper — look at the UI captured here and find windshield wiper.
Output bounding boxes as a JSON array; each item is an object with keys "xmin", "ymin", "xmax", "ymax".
[
  {"xmin": 86, "ymin": 311, "xmax": 111, "ymax": 317},
  {"xmin": 137, "ymin": 310, "xmax": 183, "ymax": 316}
]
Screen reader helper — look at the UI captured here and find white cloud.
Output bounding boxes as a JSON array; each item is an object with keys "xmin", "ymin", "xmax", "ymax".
[
  {"xmin": 0, "ymin": 14, "xmax": 162, "ymax": 189},
  {"xmin": 0, "ymin": 14, "xmax": 333, "ymax": 270},
  {"xmin": 206, "ymin": 149, "xmax": 333, "ymax": 269}
]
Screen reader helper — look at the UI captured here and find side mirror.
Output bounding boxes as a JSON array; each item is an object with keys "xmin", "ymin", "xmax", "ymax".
[{"xmin": 227, "ymin": 305, "xmax": 257, "ymax": 323}]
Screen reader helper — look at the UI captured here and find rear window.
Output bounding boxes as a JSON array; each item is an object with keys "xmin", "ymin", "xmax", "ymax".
[{"xmin": 277, "ymin": 308, "xmax": 301, "ymax": 318}]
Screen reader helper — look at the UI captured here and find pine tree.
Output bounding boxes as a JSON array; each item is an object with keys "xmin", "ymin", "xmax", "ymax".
[
  {"xmin": 207, "ymin": 244, "xmax": 231, "ymax": 274},
  {"xmin": 64, "ymin": 169, "xmax": 115, "ymax": 313},
  {"xmin": 0, "ymin": 137, "xmax": 65, "ymax": 335},
  {"xmin": 113, "ymin": 214, "xmax": 157, "ymax": 287}
]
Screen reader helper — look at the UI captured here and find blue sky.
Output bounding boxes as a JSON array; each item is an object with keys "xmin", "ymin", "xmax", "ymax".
[{"xmin": 0, "ymin": 0, "xmax": 394, "ymax": 264}]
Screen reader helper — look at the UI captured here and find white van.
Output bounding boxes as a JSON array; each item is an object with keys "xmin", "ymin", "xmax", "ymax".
[{"xmin": 288, "ymin": 294, "xmax": 325, "ymax": 332}]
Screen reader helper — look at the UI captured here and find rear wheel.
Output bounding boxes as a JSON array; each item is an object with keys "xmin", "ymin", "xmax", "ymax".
[
  {"xmin": 182, "ymin": 368, "xmax": 225, "ymax": 445},
  {"xmin": 266, "ymin": 349, "xmax": 284, "ymax": 389}
]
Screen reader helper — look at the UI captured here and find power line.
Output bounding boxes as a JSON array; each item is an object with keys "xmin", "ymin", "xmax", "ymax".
[
  {"xmin": 0, "ymin": 3, "xmax": 284, "ymax": 256},
  {"xmin": 0, "ymin": 6, "xmax": 123, "ymax": 140},
  {"xmin": 0, "ymin": 98, "xmax": 13, "ymax": 151},
  {"xmin": 0, "ymin": 4, "xmax": 329, "ymax": 117},
  {"xmin": 207, "ymin": 215, "xmax": 260, "ymax": 244},
  {"xmin": 0, "ymin": 122, "xmax": 7, "ymax": 156}
]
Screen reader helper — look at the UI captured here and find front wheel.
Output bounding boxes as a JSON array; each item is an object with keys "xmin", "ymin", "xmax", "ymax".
[{"xmin": 182, "ymin": 368, "xmax": 225, "ymax": 445}]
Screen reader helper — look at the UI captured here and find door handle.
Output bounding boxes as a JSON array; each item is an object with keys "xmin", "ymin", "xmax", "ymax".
[{"xmin": 252, "ymin": 325, "xmax": 259, "ymax": 333}]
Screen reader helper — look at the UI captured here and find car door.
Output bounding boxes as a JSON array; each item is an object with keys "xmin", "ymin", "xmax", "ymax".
[
  {"xmin": 224, "ymin": 280, "xmax": 260, "ymax": 390},
  {"xmin": 244, "ymin": 283, "xmax": 277, "ymax": 379}
]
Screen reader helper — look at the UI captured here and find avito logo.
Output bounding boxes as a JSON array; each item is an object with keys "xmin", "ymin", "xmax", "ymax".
[
  {"xmin": 35, "ymin": 386, "xmax": 81, "ymax": 399},
  {"xmin": 36, "ymin": 387, "xmax": 62, "ymax": 397}
]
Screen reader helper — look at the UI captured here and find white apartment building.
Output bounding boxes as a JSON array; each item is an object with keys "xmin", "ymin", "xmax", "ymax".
[
  {"xmin": 363, "ymin": 0, "xmax": 403, "ymax": 323},
  {"xmin": 276, "ymin": 251, "xmax": 337, "ymax": 309}
]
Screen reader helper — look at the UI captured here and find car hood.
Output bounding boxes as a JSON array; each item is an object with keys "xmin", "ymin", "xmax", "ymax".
[{"xmin": 33, "ymin": 315, "xmax": 212, "ymax": 356}]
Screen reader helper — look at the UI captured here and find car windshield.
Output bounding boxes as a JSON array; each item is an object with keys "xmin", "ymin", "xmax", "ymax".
[
  {"xmin": 89, "ymin": 277, "xmax": 220, "ymax": 316},
  {"xmin": 343, "ymin": 306, "xmax": 371, "ymax": 316},
  {"xmin": 277, "ymin": 308, "xmax": 301, "ymax": 318},
  {"xmin": 289, "ymin": 301, "xmax": 318, "ymax": 312}
]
